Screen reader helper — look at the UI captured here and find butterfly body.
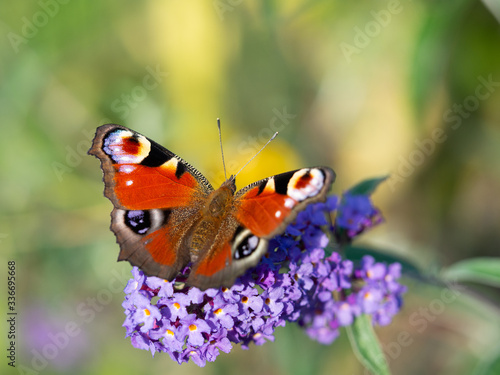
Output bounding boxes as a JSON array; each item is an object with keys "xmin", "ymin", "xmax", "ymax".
[{"xmin": 89, "ymin": 124, "xmax": 335, "ymax": 289}]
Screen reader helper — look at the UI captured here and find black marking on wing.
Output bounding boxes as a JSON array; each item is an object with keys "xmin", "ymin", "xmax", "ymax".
[
  {"xmin": 274, "ymin": 170, "xmax": 296, "ymax": 195},
  {"xmin": 234, "ymin": 233, "xmax": 261, "ymax": 260},
  {"xmin": 231, "ymin": 225, "xmax": 245, "ymax": 242},
  {"xmin": 256, "ymin": 179, "xmax": 267, "ymax": 195},
  {"xmin": 141, "ymin": 141, "xmax": 172, "ymax": 167},
  {"xmin": 124, "ymin": 210, "xmax": 151, "ymax": 235},
  {"xmin": 162, "ymin": 209, "xmax": 172, "ymax": 226},
  {"xmin": 175, "ymin": 160, "xmax": 186, "ymax": 179},
  {"xmin": 131, "ymin": 132, "xmax": 141, "ymax": 142}
]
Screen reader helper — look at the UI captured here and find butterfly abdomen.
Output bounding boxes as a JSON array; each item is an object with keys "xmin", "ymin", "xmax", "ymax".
[{"xmin": 189, "ymin": 220, "xmax": 218, "ymax": 262}]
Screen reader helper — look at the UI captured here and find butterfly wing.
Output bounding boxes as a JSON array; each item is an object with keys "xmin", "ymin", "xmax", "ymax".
[
  {"xmin": 235, "ymin": 167, "xmax": 335, "ymax": 237},
  {"xmin": 88, "ymin": 124, "xmax": 213, "ymax": 280},
  {"xmin": 186, "ymin": 167, "xmax": 335, "ymax": 289}
]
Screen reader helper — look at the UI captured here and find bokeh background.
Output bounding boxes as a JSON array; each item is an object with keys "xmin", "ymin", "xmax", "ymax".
[{"xmin": 1, "ymin": 1, "xmax": 500, "ymax": 374}]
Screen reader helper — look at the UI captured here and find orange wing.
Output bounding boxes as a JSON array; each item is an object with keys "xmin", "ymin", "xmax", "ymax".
[
  {"xmin": 89, "ymin": 124, "xmax": 213, "ymax": 210},
  {"xmin": 235, "ymin": 168, "xmax": 335, "ymax": 238}
]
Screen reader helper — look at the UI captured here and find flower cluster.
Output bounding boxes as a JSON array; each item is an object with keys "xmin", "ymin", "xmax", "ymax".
[{"xmin": 122, "ymin": 193, "xmax": 406, "ymax": 366}]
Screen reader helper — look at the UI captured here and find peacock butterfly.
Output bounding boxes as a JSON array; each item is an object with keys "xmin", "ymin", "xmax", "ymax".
[{"xmin": 88, "ymin": 124, "xmax": 335, "ymax": 290}]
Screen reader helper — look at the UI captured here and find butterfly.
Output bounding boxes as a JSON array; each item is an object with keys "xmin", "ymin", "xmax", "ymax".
[{"xmin": 88, "ymin": 124, "xmax": 335, "ymax": 290}]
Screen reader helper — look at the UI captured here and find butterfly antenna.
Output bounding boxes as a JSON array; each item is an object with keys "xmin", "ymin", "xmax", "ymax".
[
  {"xmin": 217, "ymin": 118, "xmax": 228, "ymax": 181},
  {"xmin": 234, "ymin": 131, "xmax": 279, "ymax": 178}
]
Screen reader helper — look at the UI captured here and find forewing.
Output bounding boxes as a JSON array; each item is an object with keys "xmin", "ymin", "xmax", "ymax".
[
  {"xmin": 234, "ymin": 167, "xmax": 335, "ymax": 238},
  {"xmin": 88, "ymin": 124, "xmax": 213, "ymax": 210}
]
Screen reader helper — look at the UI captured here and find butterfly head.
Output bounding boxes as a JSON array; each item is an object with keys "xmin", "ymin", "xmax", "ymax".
[
  {"xmin": 204, "ymin": 176, "xmax": 237, "ymax": 218},
  {"xmin": 222, "ymin": 175, "xmax": 237, "ymax": 193}
]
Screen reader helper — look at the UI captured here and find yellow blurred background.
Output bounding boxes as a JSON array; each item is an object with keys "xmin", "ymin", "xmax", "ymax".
[{"xmin": 1, "ymin": 1, "xmax": 500, "ymax": 374}]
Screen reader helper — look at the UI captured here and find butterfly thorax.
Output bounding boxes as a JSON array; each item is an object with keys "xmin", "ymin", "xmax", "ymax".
[
  {"xmin": 206, "ymin": 177, "xmax": 236, "ymax": 216},
  {"xmin": 188, "ymin": 178, "xmax": 237, "ymax": 262}
]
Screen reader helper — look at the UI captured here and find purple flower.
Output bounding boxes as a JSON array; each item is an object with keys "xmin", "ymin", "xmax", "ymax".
[
  {"xmin": 130, "ymin": 332, "xmax": 155, "ymax": 354},
  {"xmin": 160, "ymin": 295, "xmax": 189, "ymax": 321},
  {"xmin": 384, "ymin": 263, "xmax": 405, "ymax": 293},
  {"xmin": 289, "ymin": 262, "xmax": 315, "ymax": 290},
  {"xmin": 336, "ymin": 194, "xmax": 383, "ymax": 237},
  {"xmin": 262, "ymin": 287, "xmax": 285, "ymax": 316},
  {"xmin": 305, "ymin": 320, "xmax": 339, "ymax": 345},
  {"xmin": 205, "ymin": 329, "xmax": 232, "ymax": 361},
  {"xmin": 178, "ymin": 314, "xmax": 211, "ymax": 346},
  {"xmin": 358, "ymin": 286, "xmax": 384, "ymax": 314},
  {"xmin": 124, "ymin": 267, "xmax": 145, "ymax": 294},
  {"xmin": 204, "ymin": 294, "xmax": 238, "ymax": 329},
  {"xmin": 145, "ymin": 276, "xmax": 174, "ymax": 298},
  {"xmin": 357, "ymin": 255, "xmax": 386, "ymax": 281},
  {"xmin": 335, "ymin": 296, "xmax": 361, "ymax": 326},
  {"xmin": 336, "ymin": 195, "xmax": 373, "ymax": 230},
  {"xmin": 183, "ymin": 345, "xmax": 207, "ymax": 367},
  {"xmin": 126, "ymin": 292, "xmax": 161, "ymax": 332},
  {"xmin": 151, "ymin": 324, "xmax": 184, "ymax": 352},
  {"xmin": 121, "ymin": 189, "xmax": 406, "ymax": 366},
  {"xmin": 237, "ymin": 286, "xmax": 263, "ymax": 315}
]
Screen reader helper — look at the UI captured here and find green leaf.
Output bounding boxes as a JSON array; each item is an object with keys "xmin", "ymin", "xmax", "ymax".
[
  {"xmin": 409, "ymin": 0, "xmax": 473, "ymax": 125},
  {"xmin": 441, "ymin": 257, "xmax": 500, "ymax": 288},
  {"xmin": 346, "ymin": 314, "xmax": 391, "ymax": 375},
  {"xmin": 472, "ymin": 343, "xmax": 500, "ymax": 375},
  {"xmin": 482, "ymin": 0, "xmax": 500, "ymax": 23},
  {"xmin": 347, "ymin": 176, "xmax": 388, "ymax": 196}
]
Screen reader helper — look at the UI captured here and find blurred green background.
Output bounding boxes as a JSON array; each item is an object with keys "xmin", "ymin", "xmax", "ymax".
[{"xmin": 1, "ymin": 1, "xmax": 500, "ymax": 374}]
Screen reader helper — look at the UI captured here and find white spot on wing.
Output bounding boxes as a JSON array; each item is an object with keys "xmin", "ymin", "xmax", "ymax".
[
  {"xmin": 275, "ymin": 210, "xmax": 281, "ymax": 218},
  {"xmin": 284, "ymin": 198, "xmax": 295, "ymax": 208},
  {"xmin": 287, "ymin": 168, "xmax": 324, "ymax": 202},
  {"xmin": 126, "ymin": 180, "xmax": 133, "ymax": 186},
  {"xmin": 248, "ymin": 235, "xmax": 259, "ymax": 249},
  {"xmin": 119, "ymin": 165, "xmax": 136, "ymax": 174}
]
